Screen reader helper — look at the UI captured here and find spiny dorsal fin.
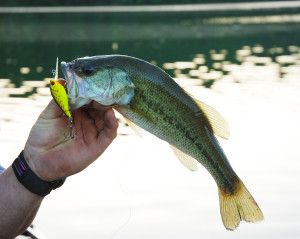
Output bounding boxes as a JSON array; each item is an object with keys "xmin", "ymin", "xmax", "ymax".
[
  {"xmin": 170, "ymin": 145, "xmax": 198, "ymax": 171},
  {"xmin": 193, "ymin": 99, "xmax": 230, "ymax": 140}
]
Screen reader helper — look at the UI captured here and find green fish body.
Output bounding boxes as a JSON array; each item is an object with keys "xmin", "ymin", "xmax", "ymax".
[{"xmin": 61, "ymin": 55, "xmax": 263, "ymax": 230}]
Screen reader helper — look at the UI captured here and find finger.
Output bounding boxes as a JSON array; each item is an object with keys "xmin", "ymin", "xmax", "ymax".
[
  {"xmin": 91, "ymin": 101, "xmax": 112, "ymax": 111},
  {"xmin": 40, "ymin": 100, "xmax": 64, "ymax": 119},
  {"xmin": 94, "ymin": 113, "xmax": 105, "ymax": 132},
  {"xmin": 103, "ymin": 109, "xmax": 118, "ymax": 140},
  {"xmin": 87, "ymin": 108, "xmax": 97, "ymax": 119},
  {"xmin": 95, "ymin": 110, "xmax": 118, "ymax": 155},
  {"xmin": 58, "ymin": 78, "xmax": 66, "ymax": 86},
  {"xmin": 87, "ymin": 108, "xmax": 105, "ymax": 120}
]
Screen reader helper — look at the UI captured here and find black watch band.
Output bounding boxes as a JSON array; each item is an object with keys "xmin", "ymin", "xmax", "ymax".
[{"xmin": 12, "ymin": 150, "xmax": 65, "ymax": 197}]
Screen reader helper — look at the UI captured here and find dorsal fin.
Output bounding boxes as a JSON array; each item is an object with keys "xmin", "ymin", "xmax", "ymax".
[
  {"xmin": 170, "ymin": 145, "xmax": 198, "ymax": 171},
  {"xmin": 193, "ymin": 99, "xmax": 230, "ymax": 140}
]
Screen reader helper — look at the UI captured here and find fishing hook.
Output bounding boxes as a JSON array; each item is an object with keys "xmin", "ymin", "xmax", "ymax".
[{"xmin": 64, "ymin": 117, "xmax": 76, "ymax": 139}]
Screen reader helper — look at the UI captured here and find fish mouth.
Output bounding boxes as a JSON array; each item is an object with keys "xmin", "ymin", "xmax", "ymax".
[
  {"xmin": 60, "ymin": 61, "xmax": 75, "ymax": 101},
  {"xmin": 61, "ymin": 61, "xmax": 72, "ymax": 87},
  {"xmin": 60, "ymin": 61, "xmax": 91, "ymax": 110}
]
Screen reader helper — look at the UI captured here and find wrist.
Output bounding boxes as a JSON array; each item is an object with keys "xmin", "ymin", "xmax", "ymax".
[
  {"xmin": 24, "ymin": 145, "xmax": 69, "ymax": 181},
  {"xmin": 12, "ymin": 150, "xmax": 65, "ymax": 197},
  {"xmin": 23, "ymin": 148, "xmax": 46, "ymax": 180}
]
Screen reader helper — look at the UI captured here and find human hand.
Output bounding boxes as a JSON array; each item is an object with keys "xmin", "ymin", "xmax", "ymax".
[{"xmin": 24, "ymin": 100, "xmax": 118, "ymax": 181}]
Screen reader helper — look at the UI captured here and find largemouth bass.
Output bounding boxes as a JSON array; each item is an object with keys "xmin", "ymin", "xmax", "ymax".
[{"xmin": 61, "ymin": 55, "xmax": 263, "ymax": 230}]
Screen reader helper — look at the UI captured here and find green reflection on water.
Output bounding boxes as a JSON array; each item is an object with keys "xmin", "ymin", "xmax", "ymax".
[{"xmin": 1, "ymin": 9, "xmax": 300, "ymax": 96}]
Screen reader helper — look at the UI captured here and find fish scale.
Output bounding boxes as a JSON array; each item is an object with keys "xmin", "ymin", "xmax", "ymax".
[{"xmin": 127, "ymin": 81, "xmax": 236, "ymax": 193}]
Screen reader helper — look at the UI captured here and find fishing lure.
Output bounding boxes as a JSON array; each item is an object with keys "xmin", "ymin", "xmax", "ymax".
[
  {"xmin": 50, "ymin": 79, "xmax": 72, "ymax": 118},
  {"xmin": 50, "ymin": 58, "xmax": 75, "ymax": 139}
]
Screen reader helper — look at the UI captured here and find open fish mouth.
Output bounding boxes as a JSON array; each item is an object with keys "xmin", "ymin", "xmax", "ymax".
[
  {"xmin": 60, "ymin": 62, "xmax": 71, "ymax": 84},
  {"xmin": 60, "ymin": 61, "xmax": 74, "ymax": 103},
  {"xmin": 61, "ymin": 61, "xmax": 77, "ymax": 92},
  {"xmin": 60, "ymin": 61, "xmax": 92, "ymax": 110}
]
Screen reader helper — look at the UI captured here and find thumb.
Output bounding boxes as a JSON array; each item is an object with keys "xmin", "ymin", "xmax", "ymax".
[{"xmin": 40, "ymin": 100, "xmax": 64, "ymax": 119}]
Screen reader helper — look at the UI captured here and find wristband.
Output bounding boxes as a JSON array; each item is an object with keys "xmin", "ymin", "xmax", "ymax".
[{"xmin": 12, "ymin": 150, "xmax": 65, "ymax": 197}]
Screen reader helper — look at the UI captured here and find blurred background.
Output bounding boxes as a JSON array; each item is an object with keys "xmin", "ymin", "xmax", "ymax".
[{"xmin": 1, "ymin": 0, "xmax": 300, "ymax": 238}]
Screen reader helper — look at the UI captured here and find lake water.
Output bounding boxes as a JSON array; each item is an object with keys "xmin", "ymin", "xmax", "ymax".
[{"xmin": 1, "ymin": 5, "xmax": 300, "ymax": 239}]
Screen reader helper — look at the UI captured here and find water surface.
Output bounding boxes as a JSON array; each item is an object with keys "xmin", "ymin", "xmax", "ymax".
[{"xmin": 1, "ymin": 7, "xmax": 300, "ymax": 239}]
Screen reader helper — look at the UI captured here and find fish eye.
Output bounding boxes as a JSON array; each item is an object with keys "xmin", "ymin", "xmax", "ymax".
[{"xmin": 82, "ymin": 64, "xmax": 94, "ymax": 76}]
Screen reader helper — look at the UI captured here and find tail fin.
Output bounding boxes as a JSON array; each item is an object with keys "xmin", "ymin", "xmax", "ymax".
[{"xmin": 218, "ymin": 180, "xmax": 264, "ymax": 230}]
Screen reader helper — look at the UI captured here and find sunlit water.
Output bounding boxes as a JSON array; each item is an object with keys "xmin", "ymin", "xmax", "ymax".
[{"xmin": 1, "ymin": 7, "xmax": 300, "ymax": 239}]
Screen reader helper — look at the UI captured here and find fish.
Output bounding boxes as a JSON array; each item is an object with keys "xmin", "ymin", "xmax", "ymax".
[{"xmin": 61, "ymin": 55, "xmax": 264, "ymax": 230}]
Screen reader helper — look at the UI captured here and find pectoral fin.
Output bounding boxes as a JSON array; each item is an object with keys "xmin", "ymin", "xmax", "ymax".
[
  {"xmin": 123, "ymin": 116, "xmax": 143, "ymax": 138},
  {"xmin": 170, "ymin": 145, "xmax": 198, "ymax": 171},
  {"xmin": 194, "ymin": 99, "xmax": 230, "ymax": 140}
]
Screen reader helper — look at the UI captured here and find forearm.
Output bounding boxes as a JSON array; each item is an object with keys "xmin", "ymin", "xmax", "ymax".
[{"xmin": 0, "ymin": 166, "xmax": 43, "ymax": 239}]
